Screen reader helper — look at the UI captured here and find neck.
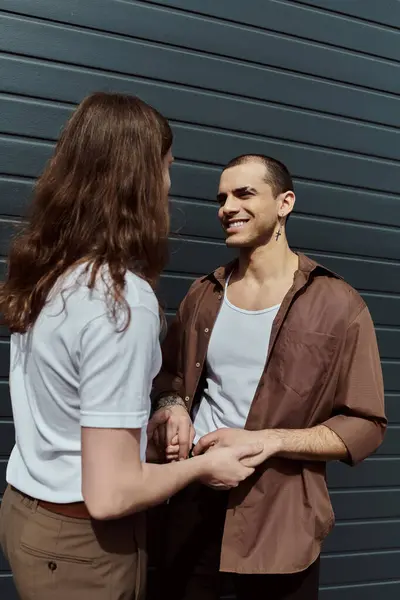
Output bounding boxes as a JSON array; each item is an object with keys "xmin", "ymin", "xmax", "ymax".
[{"xmin": 236, "ymin": 236, "xmax": 298, "ymax": 284}]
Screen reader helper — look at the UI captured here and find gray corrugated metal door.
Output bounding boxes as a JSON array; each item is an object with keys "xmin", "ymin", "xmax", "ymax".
[{"xmin": 0, "ymin": 1, "xmax": 399, "ymax": 598}]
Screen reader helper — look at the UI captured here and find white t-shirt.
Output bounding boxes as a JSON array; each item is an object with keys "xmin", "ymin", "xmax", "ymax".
[
  {"xmin": 6, "ymin": 264, "xmax": 161, "ymax": 502},
  {"xmin": 193, "ymin": 283, "xmax": 280, "ymax": 443}
]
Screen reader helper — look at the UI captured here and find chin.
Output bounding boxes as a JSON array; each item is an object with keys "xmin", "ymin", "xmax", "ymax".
[{"xmin": 225, "ymin": 235, "xmax": 251, "ymax": 248}]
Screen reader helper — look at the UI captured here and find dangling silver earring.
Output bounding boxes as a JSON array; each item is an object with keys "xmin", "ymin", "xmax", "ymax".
[{"xmin": 275, "ymin": 215, "xmax": 284, "ymax": 241}]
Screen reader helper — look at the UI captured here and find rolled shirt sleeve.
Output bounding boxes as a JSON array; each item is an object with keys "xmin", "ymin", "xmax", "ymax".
[
  {"xmin": 79, "ymin": 306, "xmax": 160, "ymax": 429},
  {"xmin": 323, "ymin": 305, "xmax": 387, "ymax": 465}
]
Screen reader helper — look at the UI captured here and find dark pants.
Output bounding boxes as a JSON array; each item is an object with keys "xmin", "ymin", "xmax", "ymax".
[{"xmin": 157, "ymin": 483, "xmax": 320, "ymax": 600}]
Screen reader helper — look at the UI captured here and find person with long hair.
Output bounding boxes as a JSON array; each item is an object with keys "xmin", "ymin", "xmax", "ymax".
[{"xmin": 0, "ymin": 92, "xmax": 262, "ymax": 600}]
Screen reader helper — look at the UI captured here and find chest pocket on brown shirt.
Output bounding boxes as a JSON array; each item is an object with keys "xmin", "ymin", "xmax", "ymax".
[{"xmin": 277, "ymin": 328, "xmax": 338, "ymax": 398}]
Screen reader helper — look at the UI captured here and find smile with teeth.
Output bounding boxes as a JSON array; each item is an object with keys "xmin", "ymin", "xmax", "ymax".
[{"xmin": 226, "ymin": 219, "xmax": 249, "ymax": 230}]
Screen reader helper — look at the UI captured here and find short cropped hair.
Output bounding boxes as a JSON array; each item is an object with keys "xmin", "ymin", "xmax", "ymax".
[{"xmin": 223, "ymin": 154, "xmax": 294, "ymax": 198}]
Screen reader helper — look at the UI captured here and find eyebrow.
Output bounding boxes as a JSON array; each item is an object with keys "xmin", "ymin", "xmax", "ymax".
[{"xmin": 216, "ymin": 186, "xmax": 257, "ymax": 202}]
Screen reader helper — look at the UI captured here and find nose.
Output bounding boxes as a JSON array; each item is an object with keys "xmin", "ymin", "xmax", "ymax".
[{"xmin": 222, "ymin": 195, "xmax": 240, "ymax": 215}]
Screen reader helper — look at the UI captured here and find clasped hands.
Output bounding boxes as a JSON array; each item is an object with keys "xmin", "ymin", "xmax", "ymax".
[{"xmin": 147, "ymin": 404, "xmax": 281, "ymax": 489}]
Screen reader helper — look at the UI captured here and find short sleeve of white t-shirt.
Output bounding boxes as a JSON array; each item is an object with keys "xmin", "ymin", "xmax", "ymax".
[{"xmin": 79, "ymin": 306, "xmax": 159, "ymax": 429}]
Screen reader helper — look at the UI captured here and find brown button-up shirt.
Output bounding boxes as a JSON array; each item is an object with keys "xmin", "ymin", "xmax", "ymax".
[{"xmin": 153, "ymin": 253, "xmax": 386, "ymax": 574}]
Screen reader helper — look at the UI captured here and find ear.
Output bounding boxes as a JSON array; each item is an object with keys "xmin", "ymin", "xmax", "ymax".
[{"xmin": 278, "ymin": 191, "xmax": 295, "ymax": 219}]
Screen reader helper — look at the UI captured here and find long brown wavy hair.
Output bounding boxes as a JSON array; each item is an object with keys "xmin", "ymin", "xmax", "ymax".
[{"xmin": 0, "ymin": 92, "xmax": 173, "ymax": 333}]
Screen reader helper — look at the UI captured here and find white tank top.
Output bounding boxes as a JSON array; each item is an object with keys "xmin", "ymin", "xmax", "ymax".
[{"xmin": 193, "ymin": 278, "xmax": 280, "ymax": 443}]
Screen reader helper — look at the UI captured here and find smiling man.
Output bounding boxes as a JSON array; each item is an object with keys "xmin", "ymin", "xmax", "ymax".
[{"xmin": 149, "ymin": 154, "xmax": 386, "ymax": 600}]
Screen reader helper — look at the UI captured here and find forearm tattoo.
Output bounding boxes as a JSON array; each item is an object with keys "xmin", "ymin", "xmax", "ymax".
[{"xmin": 156, "ymin": 394, "xmax": 187, "ymax": 411}]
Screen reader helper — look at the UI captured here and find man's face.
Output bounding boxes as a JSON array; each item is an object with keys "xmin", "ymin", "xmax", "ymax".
[{"xmin": 217, "ymin": 162, "xmax": 282, "ymax": 249}]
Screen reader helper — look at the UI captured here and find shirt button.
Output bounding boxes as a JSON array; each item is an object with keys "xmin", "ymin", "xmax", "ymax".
[
  {"xmin": 184, "ymin": 396, "xmax": 190, "ymax": 403},
  {"xmin": 204, "ymin": 328, "xmax": 209, "ymax": 333},
  {"xmin": 48, "ymin": 561, "xmax": 57, "ymax": 572},
  {"xmin": 196, "ymin": 362, "xmax": 201, "ymax": 368}
]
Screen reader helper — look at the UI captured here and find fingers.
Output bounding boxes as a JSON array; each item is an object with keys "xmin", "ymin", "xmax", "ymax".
[
  {"xmin": 166, "ymin": 434, "xmax": 188, "ymax": 461},
  {"xmin": 239, "ymin": 466, "xmax": 256, "ymax": 481},
  {"xmin": 234, "ymin": 442, "xmax": 264, "ymax": 460},
  {"xmin": 177, "ymin": 422, "xmax": 195, "ymax": 461},
  {"xmin": 205, "ymin": 483, "xmax": 231, "ymax": 491},
  {"xmin": 147, "ymin": 410, "xmax": 169, "ymax": 437},
  {"xmin": 189, "ymin": 424, "xmax": 196, "ymax": 446},
  {"xmin": 166, "ymin": 417, "xmax": 179, "ymax": 448},
  {"xmin": 166, "ymin": 436, "xmax": 179, "ymax": 458},
  {"xmin": 167, "ymin": 416, "xmax": 191, "ymax": 459},
  {"xmin": 193, "ymin": 432, "xmax": 218, "ymax": 456},
  {"xmin": 165, "ymin": 444, "xmax": 180, "ymax": 461},
  {"xmin": 148, "ymin": 412, "xmax": 195, "ymax": 461},
  {"xmin": 153, "ymin": 429, "xmax": 160, "ymax": 452},
  {"xmin": 146, "ymin": 438, "xmax": 161, "ymax": 463},
  {"xmin": 159, "ymin": 421, "xmax": 168, "ymax": 451},
  {"xmin": 240, "ymin": 455, "xmax": 262, "ymax": 468},
  {"xmin": 177, "ymin": 422, "xmax": 191, "ymax": 460},
  {"xmin": 152, "ymin": 425, "xmax": 168, "ymax": 455}
]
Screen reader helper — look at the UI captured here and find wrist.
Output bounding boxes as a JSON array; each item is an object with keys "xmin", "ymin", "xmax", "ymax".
[
  {"xmin": 155, "ymin": 394, "xmax": 187, "ymax": 412},
  {"xmin": 188, "ymin": 454, "xmax": 210, "ymax": 479},
  {"xmin": 261, "ymin": 429, "xmax": 286, "ymax": 455}
]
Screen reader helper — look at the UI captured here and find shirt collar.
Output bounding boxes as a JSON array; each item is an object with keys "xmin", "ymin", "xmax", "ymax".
[{"xmin": 202, "ymin": 252, "xmax": 342, "ymax": 290}]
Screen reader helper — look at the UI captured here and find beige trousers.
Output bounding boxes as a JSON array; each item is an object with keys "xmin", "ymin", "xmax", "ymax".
[{"xmin": 0, "ymin": 485, "xmax": 147, "ymax": 600}]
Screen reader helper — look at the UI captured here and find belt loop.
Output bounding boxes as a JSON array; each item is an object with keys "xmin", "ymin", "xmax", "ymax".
[{"xmin": 31, "ymin": 497, "xmax": 39, "ymax": 514}]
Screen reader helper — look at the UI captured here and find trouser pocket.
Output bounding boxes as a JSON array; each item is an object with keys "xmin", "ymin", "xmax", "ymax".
[{"xmin": 5, "ymin": 487, "xmax": 146, "ymax": 600}]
